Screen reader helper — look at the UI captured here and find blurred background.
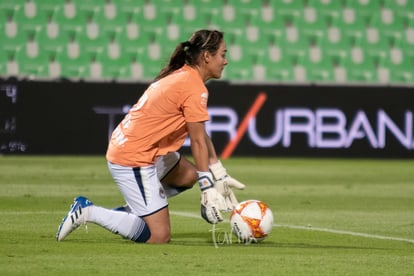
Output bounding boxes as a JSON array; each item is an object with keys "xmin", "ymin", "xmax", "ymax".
[
  {"xmin": 1, "ymin": 0, "xmax": 413, "ymax": 84},
  {"xmin": 1, "ymin": 0, "xmax": 413, "ymax": 158}
]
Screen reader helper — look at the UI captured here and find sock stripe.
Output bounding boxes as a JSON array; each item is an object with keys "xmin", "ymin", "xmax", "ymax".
[{"xmin": 132, "ymin": 222, "xmax": 151, "ymax": 243}]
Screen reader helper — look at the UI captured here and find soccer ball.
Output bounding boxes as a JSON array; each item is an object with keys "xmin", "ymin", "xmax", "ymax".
[{"xmin": 230, "ymin": 199, "xmax": 274, "ymax": 243}]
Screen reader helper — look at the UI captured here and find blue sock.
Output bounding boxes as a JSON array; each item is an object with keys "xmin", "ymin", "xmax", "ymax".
[{"xmin": 131, "ymin": 222, "xmax": 151, "ymax": 243}]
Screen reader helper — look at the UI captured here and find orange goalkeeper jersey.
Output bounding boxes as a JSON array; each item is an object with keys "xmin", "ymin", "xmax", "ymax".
[{"xmin": 106, "ymin": 65, "xmax": 210, "ymax": 167}]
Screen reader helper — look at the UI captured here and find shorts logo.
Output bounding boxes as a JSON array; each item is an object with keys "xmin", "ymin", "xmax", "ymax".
[{"xmin": 159, "ymin": 187, "xmax": 166, "ymax": 199}]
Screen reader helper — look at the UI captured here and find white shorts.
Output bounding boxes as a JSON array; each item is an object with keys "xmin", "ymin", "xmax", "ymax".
[{"xmin": 108, "ymin": 152, "xmax": 180, "ymax": 217}]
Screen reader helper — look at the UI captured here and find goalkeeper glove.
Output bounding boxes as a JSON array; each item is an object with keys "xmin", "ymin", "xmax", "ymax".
[
  {"xmin": 198, "ymin": 171, "xmax": 225, "ymax": 224},
  {"xmin": 209, "ymin": 161, "xmax": 246, "ymax": 210}
]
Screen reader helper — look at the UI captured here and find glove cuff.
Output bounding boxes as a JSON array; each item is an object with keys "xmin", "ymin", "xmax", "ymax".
[
  {"xmin": 197, "ymin": 171, "xmax": 214, "ymax": 191},
  {"xmin": 209, "ymin": 161, "xmax": 227, "ymax": 180}
]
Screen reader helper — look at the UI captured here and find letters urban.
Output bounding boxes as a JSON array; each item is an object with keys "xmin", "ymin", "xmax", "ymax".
[{"xmin": 201, "ymin": 108, "xmax": 414, "ymax": 150}]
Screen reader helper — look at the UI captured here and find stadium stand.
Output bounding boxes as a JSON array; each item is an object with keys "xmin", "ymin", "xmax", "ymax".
[{"xmin": 0, "ymin": 0, "xmax": 413, "ymax": 85}]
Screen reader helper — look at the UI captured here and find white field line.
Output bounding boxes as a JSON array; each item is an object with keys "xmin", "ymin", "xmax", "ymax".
[
  {"xmin": 170, "ymin": 211, "xmax": 414, "ymax": 245},
  {"xmin": 3, "ymin": 210, "xmax": 414, "ymax": 244}
]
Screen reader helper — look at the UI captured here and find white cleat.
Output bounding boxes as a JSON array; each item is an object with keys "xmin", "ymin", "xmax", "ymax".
[{"xmin": 56, "ymin": 196, "xmax": 93, "ymax": 241}]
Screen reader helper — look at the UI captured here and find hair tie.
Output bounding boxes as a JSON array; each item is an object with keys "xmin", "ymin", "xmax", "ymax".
[{"xmin": 182, "ymin": 41, "xmax": 192, "ymax": 52}]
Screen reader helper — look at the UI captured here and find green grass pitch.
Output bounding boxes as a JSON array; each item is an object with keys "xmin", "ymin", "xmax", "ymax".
[{"xmin": 1, "ymin": 156, "xmax": 413, "ymax": 275}]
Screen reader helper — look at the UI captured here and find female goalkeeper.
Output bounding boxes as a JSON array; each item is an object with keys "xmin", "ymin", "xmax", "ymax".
[{"xmin": 56, "ymin": 29, "xmax": 245, "ymax": 243}]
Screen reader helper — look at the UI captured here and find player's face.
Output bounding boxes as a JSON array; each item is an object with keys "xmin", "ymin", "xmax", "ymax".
[{"xmin": 207, "ymin": 41, "xmax": 228, "ymax": 79}]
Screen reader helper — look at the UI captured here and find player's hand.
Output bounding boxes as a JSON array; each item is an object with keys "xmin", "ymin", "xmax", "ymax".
[
  {"xmin": 215, "ymin": 176, "xmax": 245, "ymax": 210},
  {"xmin": 198, "ymin": 172, "xmax": 225, "ymax": 224},
  {"xmin": 210, "ymin": 161, "xmax": 246, "ymax": 210}
]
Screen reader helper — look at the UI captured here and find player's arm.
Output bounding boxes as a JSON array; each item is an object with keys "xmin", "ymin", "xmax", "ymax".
[
  {"xmin": 187, "ymin": 121, "xmax": 209, "ymax": 172},
  {"xmin": 205, "ymin": 135, "xmax": 246, "ymax": 210},
  {"xmin": 187, "ymin": 121, "xmax": 225, "ymax": 224},
  {"xmin": 205, "ymin": 132, "xmax": 219, "ymax": 165}
]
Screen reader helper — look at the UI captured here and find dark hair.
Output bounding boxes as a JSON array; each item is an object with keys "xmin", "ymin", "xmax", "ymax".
[{"xmin": 154, "ymin": 29, "xmax": 224, "ymax": 81}]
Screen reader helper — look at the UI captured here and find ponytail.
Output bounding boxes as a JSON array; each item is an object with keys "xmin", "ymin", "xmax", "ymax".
[
  {"xmin": 154, "ymin": 41, "xmax": 190, "ymax": 81},
  {"xmin": 154, "ymin": 30, "xmax": 224, "ymax": 81}
]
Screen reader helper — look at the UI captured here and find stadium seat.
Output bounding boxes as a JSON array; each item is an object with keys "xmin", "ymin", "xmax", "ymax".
[
  {"xmin": 384, "ymin": 0, "xmax": 413, "ymax": 12},
  {"xmin": 1, "ymin": 5, "xmax": 21, "ymax": 40},
  {"xmin": 263, "ymin": 48, "xmax": 295, "ymax": 82},
  {"xmin": 13, "ymin": 24, "xmax": 52, "ymax": 79},
  {"xmin": 115, "ymin": 22, "xmax": 163, "ymax": 80},
  {"xmin": 137, "ymin": 42, "xmax": 166, "ymax": 81},
  {"xmin": 329, "ymin": 14, "xmax": 344, "ymax": 40},
  {"xmin": 162, "ymin": 12, "xmax": 185, "ymax": 44},
  {"xmin": 340, "ymin": 8, "xmax": 367, "ymax": 42},
  {"xmin": 260, "ymin": 28, "xmax": 301, "ymax": 83},
  {"xmin": 245, "ymin": 47, "xmax": 268, "ymax": 81},
  {"xmin": 0, "ymin": 48, "xmax": 18, "ymax": 77},
  {"xmin": 128, "ymin": 55, "xmax": 144, "ymax": 80},
  {"xmin": 301, "ymin": 38, "xmax": 335, "ymax": 82},
  {"xmin": 57, "ymin": 29, "xmax": 92, "ymax": 80},
  {"xmin": 194, "ymin": 0, "xmax": 220, "ymax": 21},
  {"xmin": 0, "ymin": 50, "xmax": 8, "ymax": 77},
  {"xmin": 365, "ymin": 36, "xmax": 389, "ymax": 67},
  {"xmin": 299, "ymin": 11, "xmax": 327, "ymax": 41},
  {"xmin": 404, "ymin": 16, "xmax": 414, "ymax": 45},
  {"xmin": 271, "ymin": 0, "xmax": 304, "ymax": 21},
  {"xmin": 222, "ymin": 31, "xmax": 253, "ymax": 81},
  {"xmin": 384, "ymin": 34, "xmax": 413, "ymax": 84},
  {"xmin": 390, "ymin": 0, "xmax": 414, "ymax": 22},
  {"xmin": 257, "ymin": 9, "xmax": 287, "ymax": 46},
  {"xmin": 403, "ymin": 37, "xmax": 414, "ymax": 64},
  {"xmin": 321, "ymin": 41, "xmax": 351, "ymax": 78},
  {"xmin": 17, "ymin": 49, "xmax": 49, "ymax": 79},
  {"xmin": 388, "ymin": 53, "xmax": 414, "ymax": 84},
  {"xmin": 55, "ymin": 1, "xmax": 84, "ymax": 40},
  {"xmin": 369, "ymin": 10, "xmax": 405, "ymax": 43},
  {"xmin": 307, "ymin": 0, "xmax": 342, "ymax": 22},
  {"xmin": 227, "ymin": 0, "xmax": 260, "ymax": 25},
  {"xmin": 343, "ymin": 0, "xmax": 381, "ymax": 24},
  {"xmin": 140, "ymin": 0, "xmax": 161, "ymax": 22},
  {"xmin": 223, "ymin": 58, "xmax": 253, "ymax": 81},
  {"xmin": 99, "ymin": 48, "xmax": 130, "ymax": 80},
  {"xmin": 116, "ymin": 7, "xmax": 142, "ymax": 46},
  {"xmin": 37, "ymin": 22, "xmax": 64, "ymax": 57},
  {"xmin": 344, "ymin": 56, "xmax": 377, "ymax": 83},
  {"xmin": 0, "ymin": 0, "xmax": 22, "ymax": 23},
  {"xmin": 0, "ymin": 20, "xmax": 25, "ymax": 78},
  {"xmin": 283, "ymin": 21, "xmax": 308, "ymax": 62},
  {"xmin": 176, "ymin": 20, "xmax": 204, "ymax": 42}
]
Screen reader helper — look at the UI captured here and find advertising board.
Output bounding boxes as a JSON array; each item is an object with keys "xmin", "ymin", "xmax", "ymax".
[{"xmin": 1, "ymin": 80, "xmax": 413, "ymax": 158}]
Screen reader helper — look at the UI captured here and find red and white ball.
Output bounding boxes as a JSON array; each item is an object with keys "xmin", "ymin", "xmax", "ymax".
[{"xmin": 230, "ymin": 199, "xmax": 274, "ymax": 243}]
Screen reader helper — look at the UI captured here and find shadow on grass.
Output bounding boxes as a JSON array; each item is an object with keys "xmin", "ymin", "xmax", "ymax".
[{"xmin": 170, "ymin": 232, "xmax": 389, "ymax": 251}]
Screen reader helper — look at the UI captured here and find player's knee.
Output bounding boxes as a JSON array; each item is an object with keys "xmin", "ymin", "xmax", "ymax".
[
  {"xmin": 178, "ymin": 158, "xmax": 198, "ymax": 187},
  {"xmin": 183, "ymin": 169, "xmax": 198, "ymax": 187},
  {"xmin": 146, "ymin": 222, "xmax": 171, "ymax": 243},
  {"xmin": 170, "ymin": 169, "xmax": 197, "ymax": 189},
  {"xmin": 148, "ymin": 232, "xmax": 171, "ymax": 244}
]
